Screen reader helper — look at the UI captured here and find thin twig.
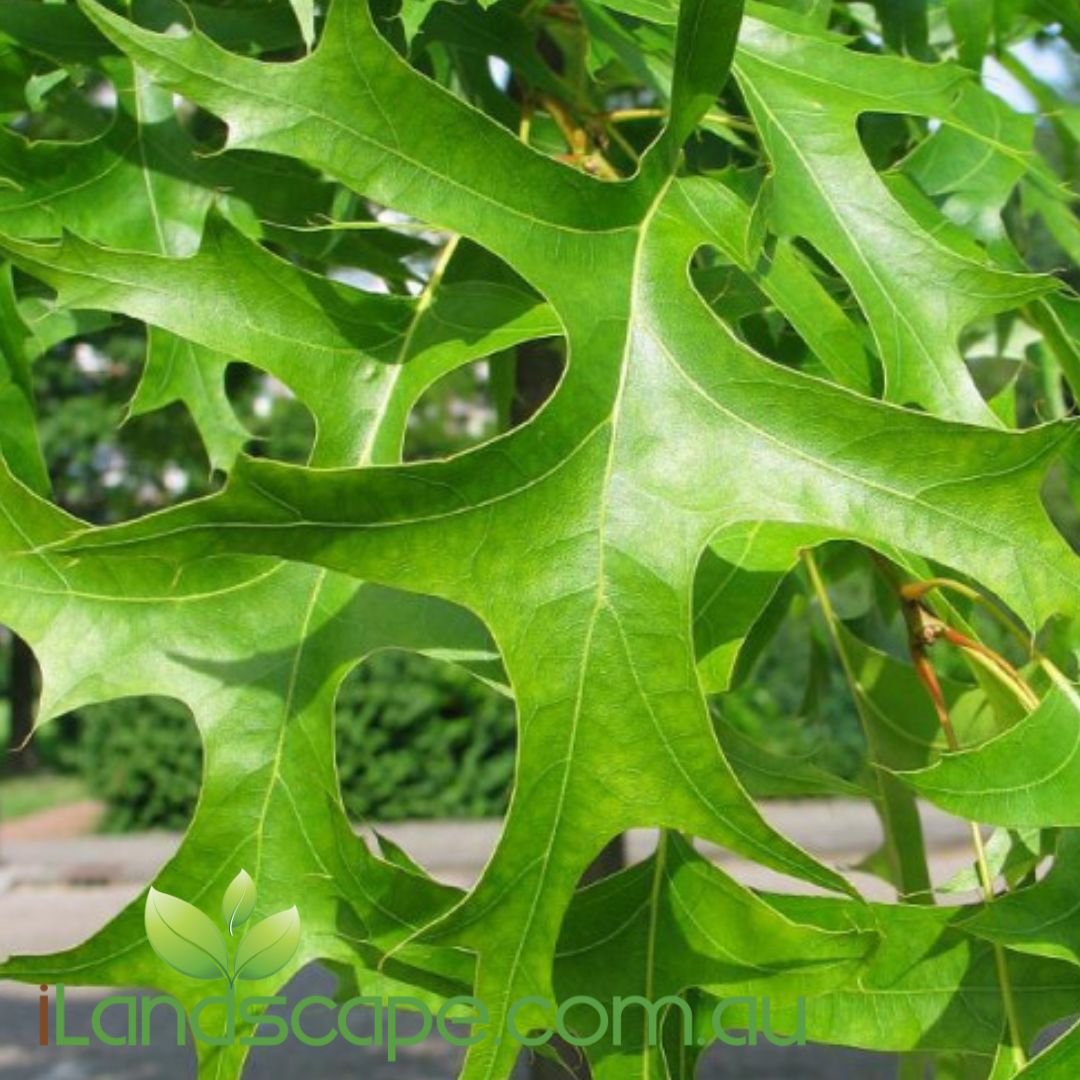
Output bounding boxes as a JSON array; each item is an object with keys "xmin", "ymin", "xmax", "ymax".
[
  {"xmin": 940, "ymin": 628, "xmax": 1041, "ymax": 712},
  {"xmin": 900, "ymin": 577, "xmax": 1033, "ymax": 655},
  {"xmin": 802, "ymin": 550, "xmax": 934, "ymax": 903},
  {"xmin": 887, "ymin": 566, "xmax": 1029, "ymax": 1069},
  {"xmin": 600, "ymin": 107, "xmax": 756, "ymax": 133}
]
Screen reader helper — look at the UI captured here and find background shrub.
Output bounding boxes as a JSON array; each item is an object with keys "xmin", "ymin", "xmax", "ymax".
[
  {"xmin": 79, "ymin": 696, "xmax": 203, "ymax": 832},
  {"xmin": 334, "ymin": 652, "xmax": 516, "ymax": 822},
  {"xmin": 78, "ymin": 652, "xmax": 516, "ymax": 830}
]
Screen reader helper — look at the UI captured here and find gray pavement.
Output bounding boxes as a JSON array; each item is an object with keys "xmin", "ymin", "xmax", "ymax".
[
  {"xmin": 0, "ymin": 800, "xmax": 979, "ymax": 1078},
  {"xmin": 0, "ymin": 798, "xmax": 978, "ymax": 895}
]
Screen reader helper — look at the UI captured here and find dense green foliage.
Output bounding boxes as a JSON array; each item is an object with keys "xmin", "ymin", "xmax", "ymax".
[
  {"xmin": 80, "ymin": 653, "xmax": 515, "ymax": 830},
  {"xmin": 79, "ymin": 695, "xmax": 204, "ymax": 831},
  {"xmin": 2, "ymin": 1, "xmax": 1080, "ymax": 1079},
  {"xmin": 334, "ymin": 652, "xmax": 516, "ymax": 822}
]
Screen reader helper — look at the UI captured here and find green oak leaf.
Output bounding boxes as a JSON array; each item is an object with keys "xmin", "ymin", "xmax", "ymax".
[
  {"xmin": 1016, "ymin": 1019, "xmax": 1080, "ymax": 1077},
  {"xmin": 900, "ymin": 83, "xmax": 1042, "ymax": 241},
  {"xmin": 287, "ymin": 0, "xmax": 316, "ymax": 51},
  {"xmin": 560, "ymin": 861, "xmax": 1080, "ymax": 1068},
  {"xmin": 0, "ymin": 217, "xmax": 559, "ymax": 467},
  {"xmin": 0, "ymin": 51, "xmax": 352, "ymax": 267},
  {"xmin": 27, "ymin": 4, "xmax": 877, "ymax": 1077},
  {"xmin": 0, "ymin": 0, "xmax": 303, "ymax": 67},
  {"xmin": 962, "ymin": 831, "xmax": 1080, "ymax": 965},
  {"xmin": 693, "ymin": 522, "xmax": 829, "ymax": 693},
  {"xmin": 35, "ymin": 3, "xmax": 1079, "ymax": 1078},
  {"xmin": 681, "ymin": 174, "xmax": 875, "ymax": 393},
  {"xmin": 939, "ymin": 826, "xmax": 1050, "ymax": 897},
  {"xmin": 0, "ymin": 459, "xmax": 479, "ymax": 1075},
  {"xmin": 553, "ymin": 832, "xmax": 871, "ymax": 1078},
  {"xmin": 579, "ymin": 0, "xmax": 1054, "ymax": 420},
  {"xmin": 899, "ymin": 680, "xmax": 1080, "ymax": 828},
  {"xmin": 131, "ymin": 328, "xmax": 250, "ymax": 474},
  {"xmin": 713, "ymin": 714, "xmax": 866, "ymax": 799},
  {"xmin": 733, "ymin": 12, "xmax": 1052, "ymax": 423},
  {"xmin": 946, "ymin": 0, "xmax": 992, "ymax": 69},
  {"xmin": 0, "ymin": 261, "xmax": 48, "ymax": 494},
  {"xmin": 763, "ymin": 890, "xmax": 1080, "ymax": 1058},
  {"xmin": 1, "ymin": 0, "xmax": 1079, "ymax": 1077},
  {"xmin": 0, "ymin": 61, "xmax": 213, "ymax": 257}
]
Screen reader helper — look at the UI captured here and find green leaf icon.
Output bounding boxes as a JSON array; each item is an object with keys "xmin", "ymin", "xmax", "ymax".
[
  {"xmin": 144, "ymin": 887, "xmax": 229, "ymax": 981},
  {"xmin": 233, "ymin": 906, "xmax": 300, "ymax": 982},
  {"xmin": 221, "ymin": 868, "xmax": 256, "ymax": 935}
]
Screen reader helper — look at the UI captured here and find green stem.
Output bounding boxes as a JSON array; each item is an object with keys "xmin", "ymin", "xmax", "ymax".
[
  {"xmin": 893, "ymin": 662, "xmax": 1028, "ymax": 1061},
  {"xmin": 274, "ymin": 217, "xmax": 432, "ymax": 233},
  {"xmin": 970, "ymin": 823, "xmax": 1027, "ymax": 1070},
  {"xmin": 1023, "ymin": 301, "xmax": 1080, "ymax": 408},
  {"xmin": 601, "ymin": 107, "xmax": 756, "ymax": 133},
  {"xmin": 803, "ymin": 551, "xmax": 933, "ymax": 903}
]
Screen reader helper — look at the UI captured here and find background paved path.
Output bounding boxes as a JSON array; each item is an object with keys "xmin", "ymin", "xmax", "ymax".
[{"xmin": 0, "ymin": 800, "xmax": 978, "ymax": 1078}]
